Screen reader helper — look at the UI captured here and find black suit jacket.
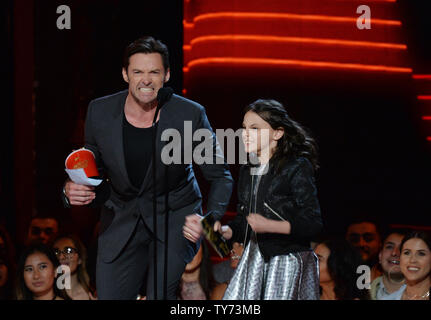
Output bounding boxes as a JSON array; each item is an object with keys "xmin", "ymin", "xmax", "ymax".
[{"xmin": 82, "ymin": 90, "xmax": 233, "ymax": 263}]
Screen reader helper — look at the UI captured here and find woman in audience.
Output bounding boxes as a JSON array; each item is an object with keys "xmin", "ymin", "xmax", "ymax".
[
  {"xmin": 0, "ymin": 251, "xmax": 13, "ymax": 300},
  {"xmin": 15, "ymin": 243, "xmax": 70, "ymax": 300},
  {"xmin": 314, "ymin": 238, "xmax": 370, "ymax": 300},
  {"xmin": 177, "ymin": 240, "xmax": 215, "ymax": 300},
  {"xmin": 53, "ymin": 234, "xmax": 97, "ymax": 300},
  {"xmin": 210, "ymin": 242, "xmax": 244, "ymax": 300},
  {"xmin": 383, "ymin": 231, "xmax": 430, "ymax": 300}
]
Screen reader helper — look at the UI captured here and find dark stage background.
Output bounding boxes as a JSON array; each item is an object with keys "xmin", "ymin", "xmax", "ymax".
[{"xmin": 2, "ymin": 0, "xmax": 431, "ymax": 246}]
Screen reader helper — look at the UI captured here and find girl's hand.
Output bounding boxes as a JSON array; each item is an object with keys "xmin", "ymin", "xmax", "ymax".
[
  {"xmin": 246, "ymin": 213, "xmax": 270, "ymax": 233},
  {"xmin": 213, "ymin": 221, "xmax": 233, "ymax": 240},
  {"xmin": 247, "ymin": 213, "xmax": 292, "ymax": 235}
]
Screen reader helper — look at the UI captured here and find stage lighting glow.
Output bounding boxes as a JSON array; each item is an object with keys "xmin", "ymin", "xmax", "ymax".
[
  {"xmin": 184, "ymin": 57, "xmax": 412, "ymax": 74},
  {"xmin": 186, "ymin": 12, "xmax": 402, "ymax": 27},
  {"xmin": 188, "ymin": 35, "xmax": 407, "ymax": 50}
]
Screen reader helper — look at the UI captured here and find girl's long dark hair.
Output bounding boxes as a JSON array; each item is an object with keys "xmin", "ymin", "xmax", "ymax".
[{"xmin": 244, "ymin": 99, "xmax": 319, "ymax": 173}]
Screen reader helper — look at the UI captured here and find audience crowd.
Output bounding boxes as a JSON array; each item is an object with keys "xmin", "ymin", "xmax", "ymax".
[{"xmin": 0, "ymin": 213, "xmax": 429, "ymax": 300}]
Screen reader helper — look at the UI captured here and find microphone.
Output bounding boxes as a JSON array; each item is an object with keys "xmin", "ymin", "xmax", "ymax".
[
  {"xmin": 157, "ymin": 87, "xmax": 173, "ymax": 107},
  {"xmin": 153, "ymin": 87, "xmax": 173, "ymax": 125}
]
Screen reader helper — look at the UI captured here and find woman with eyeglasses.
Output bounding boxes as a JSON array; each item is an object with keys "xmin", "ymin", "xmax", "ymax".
[
  {"xmin": 15, "ymin": 243, "xmax": 70, "ymax": 300},
  {"xmin": 53, "ymin": 234, "xmax": 97, "ymax": 300}
]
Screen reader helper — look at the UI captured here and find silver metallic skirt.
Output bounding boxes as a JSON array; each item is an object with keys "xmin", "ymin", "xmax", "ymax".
[{"xmin": 223, "ymin": 233, "xmax": 320, "ymax": 300}]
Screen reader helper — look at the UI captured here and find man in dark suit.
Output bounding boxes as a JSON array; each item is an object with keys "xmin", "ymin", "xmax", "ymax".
[{"xmin": 63, "ymin": 36, "xmax": 233, "ymax": 299}]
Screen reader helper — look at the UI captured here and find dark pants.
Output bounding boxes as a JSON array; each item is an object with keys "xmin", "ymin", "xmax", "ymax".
[{"xmin": 96, "ymin": 217, "xmax": 189, "ymax": 300}]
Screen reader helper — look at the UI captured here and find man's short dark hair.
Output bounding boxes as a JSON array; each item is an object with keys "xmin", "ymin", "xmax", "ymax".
[
  {"xmin": 381, "ymin": 228, "xmax": 410, "ymax": 244},
  {"xmin": 30, "ymin": 214, "xmax": 59, "ymax": 224},
  {"xmin": 28, "ymin": 214, "xmax": 61, "ymax": 233},
  {"xmin": 344, "ymin": 214, "xmax": 386, "ymax": 239},
  {"xmin": 123, "ymin": 36, "xmax": 170, "ymax": 72}
]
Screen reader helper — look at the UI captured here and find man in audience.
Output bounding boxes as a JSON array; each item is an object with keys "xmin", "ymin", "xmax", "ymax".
[
  {"xmin": 26, "ymin": 215, "xmax": 59, "ymax": 246},
  {"xmin": 370, "ymin": 229, "xmax": 408, "ymax": 299},
  {"xmin": 345, "ymin": 217, "xmax": 383, "ymax": 281}
]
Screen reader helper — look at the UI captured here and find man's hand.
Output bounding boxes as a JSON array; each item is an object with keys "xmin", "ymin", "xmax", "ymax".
[
  {"xmin": 213, "ymin": 221, "xmax": 233, "ymax": 240},
  {"xmin": 64, "ymin": 180, "xmax": 96, "ymax": 206},
  {"xmin": 183, "ymin": 214, "xmax": 203, "ymax": 243}
]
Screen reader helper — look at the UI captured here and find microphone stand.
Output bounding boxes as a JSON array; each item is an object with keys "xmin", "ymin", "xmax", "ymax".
[
  {"xmin": 151, "ymin": 102, "xmax": 160, "ymax": 300},
  {"xmin": 151, "ymin": 87, "xmax": 173, "ymax": 300},
  {"xmin": 163, "ymin": 156, "xmax": 169, "ymax": 300}
]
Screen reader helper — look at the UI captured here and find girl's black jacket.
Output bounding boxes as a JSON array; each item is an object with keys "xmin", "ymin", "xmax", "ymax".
[{"xmin": 228, "ymin": 156, "xmax": 323, "ymax": 262}]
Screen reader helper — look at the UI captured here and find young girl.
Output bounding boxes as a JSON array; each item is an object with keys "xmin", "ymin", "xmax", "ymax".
[
  {"xmin": 15, "ymin": 243, "xmax": 70, "ymax": 300},
  {"xmin": 215, "ymin": 99, "xmax": 323, "ymax": 300}
]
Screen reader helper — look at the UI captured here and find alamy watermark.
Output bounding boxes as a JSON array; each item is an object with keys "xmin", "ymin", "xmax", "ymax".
[
  {"xmin": 357, "ymin": 5, "xmax": 371, "ymax": 30},
  {"xmin": 356, "ymin": 264, "xmax": 405, "ymax": 290},
  {"xmin": 57, "ymin": 5, "xmax": 71, "ymax": 30},
  {"xmin": 356, "ymin": 265, "xmax": 371, "ymax": 290},
  {"xmin": 56, "ymin": 265, "xmax": 71, "ymax": 290},
  {"xmin": 160, "ymin": 122, "xmax": 270, "ymax": 175}
]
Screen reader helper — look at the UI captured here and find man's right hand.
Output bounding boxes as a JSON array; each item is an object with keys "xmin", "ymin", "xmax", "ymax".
[
  {"xmin": 64, "ymin": 180, "xmax": 96, "ymax": 206},
  {"xmin": 213, "ymin": 221, "xmax": 233, "ymax": 240}
]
